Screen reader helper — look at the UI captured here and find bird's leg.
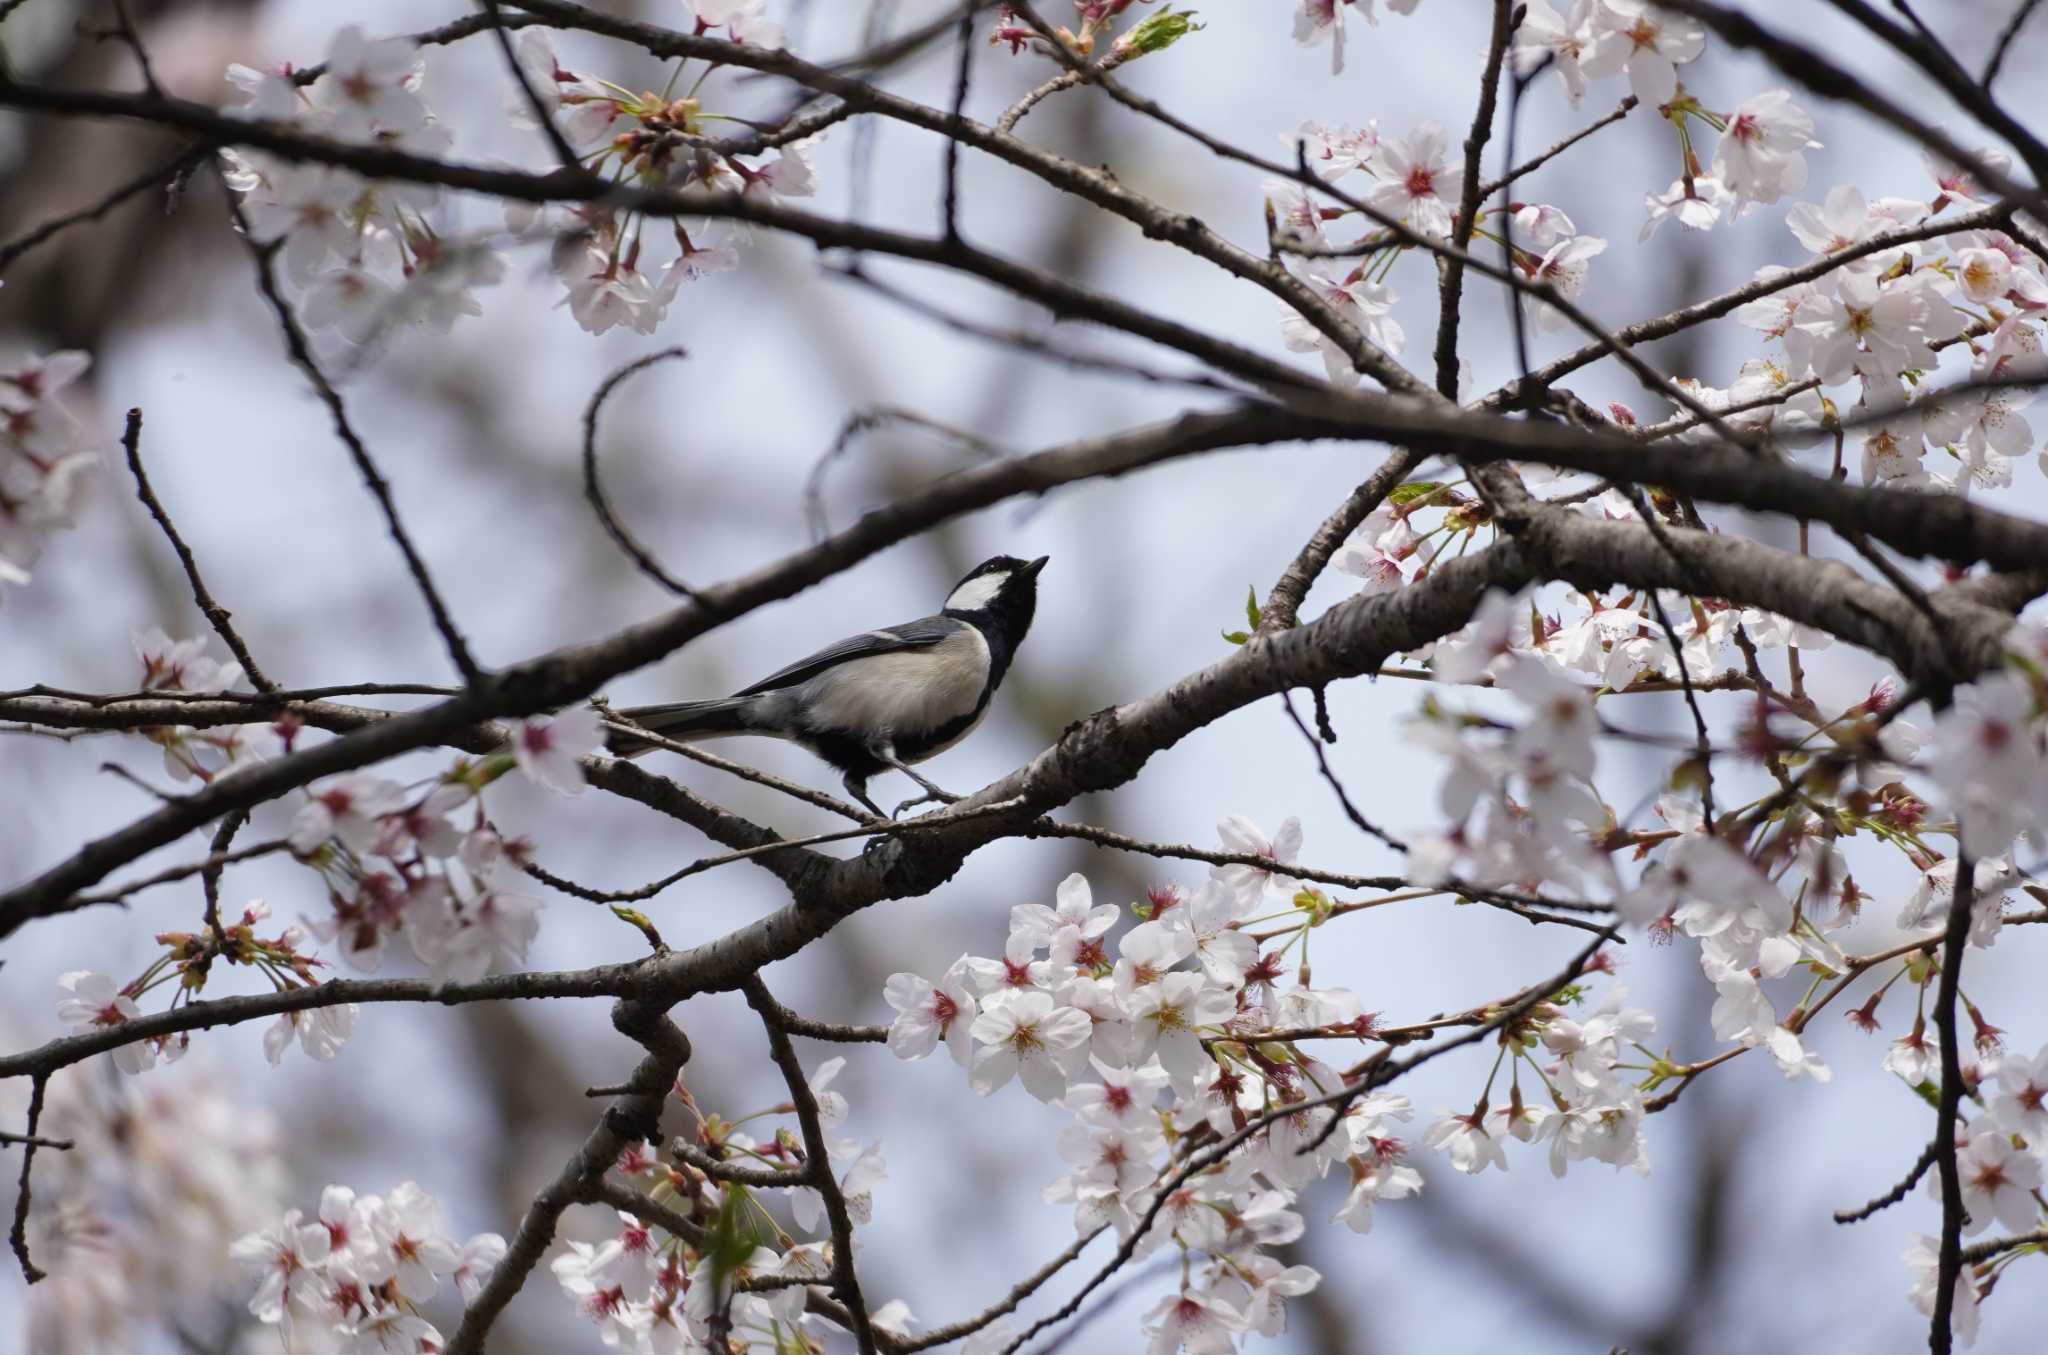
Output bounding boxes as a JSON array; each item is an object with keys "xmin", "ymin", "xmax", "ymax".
[
  {"xmin": 841, "ymin": 772, "xmax": 886, "ymax": 820},
  {"xmin": 872, "ymin": 749, "xmax": 962, "ymax": 819}
]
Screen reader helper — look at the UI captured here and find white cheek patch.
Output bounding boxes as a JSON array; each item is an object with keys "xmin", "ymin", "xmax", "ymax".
[{"xmin": 944, "ymin": 571, "xmax": 1010, "ymax": 612}]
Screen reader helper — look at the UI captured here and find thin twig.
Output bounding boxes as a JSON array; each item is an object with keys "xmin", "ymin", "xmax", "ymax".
[
  {"xmin": 1929, "ymin": 852, "xmax": 1975, "ymax": 1354},
  {"xmin": 227, "ymin": 197, "xmax": 485, "ymax": 686},
  {"xmin": 580, "ymin": 347, "xmax": 699, "ymax": 598},
  {"xmin": 0, "ymin": 1130, "xmax": 72, "ymax": 1151},
  {"xmin": 1278, "ymin": 691, "xmax": 1406, "ymax": 851},
  {"xmin": 1433, "ymin": 0, "xmax": 1515, "ymax": 398},
  {"xmin": 479, "ymin": 0, "xmax": 588, "ymax": 175},
  {"xmin": 803, "ymin": 403, "xmax": 1009, "ymax": 544},
  {"xmin": 61, "ymin": 833, "xmax": 288, "ymax": 913},
  {"xmin": 1984, "ymin": 0, "xmax": 2044, "ymax": 87},
  {"xmin": 940, "ymin": 9, "xmax": 975, "ymax": 238},
  {"xmin": 826, "ymin": 262, "xmax": 1247, "ymax": 396},
  {"xmin": 9, "ymin": 1076, "xmax": 49, "ymax": 1283},
  {"xmin": 775, "ymin": 1016, "xmax": 888, "ymax": 1043},
  {"xmin": 895, "ymin": 1227, "xmax": 1106, "ymax": 1351},
  {"xmin": 121, "ymin": 408, "xmax": 278, "ymax": 692},
  {"xmin": 525, "ymin": 797, "xmax": 1028, "ymax": 904},
  {"xmin": 744, "ymin": 978, "xmax": 879, "ymax": 1355},
  {"xmin": 1833, "ymin": 1137, "xmax": 1940, "ymax": 1224},
  {"xmin": 1473, "ymin": 96, "xmax": 1637, "ymax": 199},
  {"xmin": 0, "ymin": 146, "xmax": 205, "ymax": 276}
]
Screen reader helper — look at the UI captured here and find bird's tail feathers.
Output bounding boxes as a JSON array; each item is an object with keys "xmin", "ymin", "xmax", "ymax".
[{"xmin": 606, "ymin": 697, "xmax": 755, "ymax": 756}]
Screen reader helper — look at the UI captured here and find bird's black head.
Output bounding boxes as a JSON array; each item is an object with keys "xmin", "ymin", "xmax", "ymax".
[{"xmin": 941, "ymin": 554, "xmax": 1047, "ymax": 662}]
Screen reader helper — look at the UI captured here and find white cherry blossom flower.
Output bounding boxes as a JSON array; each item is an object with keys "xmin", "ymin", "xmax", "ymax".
[
  {"xmin": 1210, "ymin": 815, "xmax": 1304, "ymax": 905},
  {"xmin": 1990, "ymin": 1042, "xmax": 2048, "ymax": 1140},
  {"xmin": 1279, "ymin": 260, "xmax": 1405, "ymax": 386},
  {"xmin": 1935, "ymin": 1125, "xmax": 2045, "ymax": 1235},
  {"xmin": 884, "ymin": 958, "xmax": 978, "ymax": 1064},
  {"xmin": 1143, "ymin": 1287, "xmax": 1246, "ymax": 1355},
  {"xmin": 1583, "ymin": 0, "xmax": 1705, "ymax": 106},
  {"xmin": 290, "ymin": 774, "xmax": 407, "ymax": 855},
  {"xmin": 1331, "ymin": 1149, "xmax": 1423, "ymax": 1232},
  {"xmin": 1424, "ymin": 1110, "xmax": 1509, "ymax": 1174},
  {"xmin": 969, "ymin": 989, "xmax": 1091, "ymax": 1100},
  {"xmin": 514, "ymin": 705, "xmax": 605, "ymax": 796},
  {"xmin": 1124, "ymin": 971, "xmax": 1235, "ymax": 1088},
  {"xmin": 686, "ymin": 0, "xmax": 784, "ymax": 48},
  {"xmin": 409, "ymin": 884, "xmax": 541, "ymax": 984},
  {"xmin": 1292, "ymin": 0, "xmax": 1359, "ymax": 74},
  {"xmin": 1290, "ymin": 119, "xmax": 1378, "ymax": 179},
  {"xmin": 1363, "ymin": 122, "xmax": 1453, "ymax": 237},
  {"xmin": 263, "ymin": 1002, "xmax": 359, "ymax": 1064},
  {"xmin": 1012, "ymin": 873, "xmax": 1120, "ymax": 951},
  {"xmin": 1905, "ymin": 1235, "xmax": 1981, "ymax": 1346},
  {"xmin": 1927, "ymin": 671, "xmax": 2044, "ymax": 857},
  {"xmin": 1713, "ymin": 90, "xmax": 1818, "ymax": 211},
  {"xmin": 1513, "ymin": 0, "xmax": 1597, "ymax": 104}
]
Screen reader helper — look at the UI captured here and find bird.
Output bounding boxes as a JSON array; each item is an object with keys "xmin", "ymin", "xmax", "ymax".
[{"xmin": 607, "ymin": 554, "xmax": 1048, "ymax": 818}]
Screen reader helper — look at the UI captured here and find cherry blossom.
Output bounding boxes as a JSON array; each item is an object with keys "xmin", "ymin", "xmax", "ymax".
[
  {"xmin": 1905, "ymin": 1235, "xmax": 1981, "ymax": 1347},
  {"xmin": 1280, "ymin": 260, "xmax": 1406, "ymax": 385},
  {"xmin": 969, "ymin": 989, "xmax": 1092, "ymax": 1100},
  {"xmin": 514, "ymin": 705, "xmax": 606, "ymax": 796},
  {"xmin": 1291, "ymin": 0, "xmax": 1359, "ymax": 74},
  {"xmin": 1936, "ymin": 1125, "xmax": 2045, "ymax": 1236},
  {"xmin": 1927, "ymin": 670, "xmax": 2045, "ymax": 857},
  {"xmin": 1144, "ymin": 1288, "xmax": 1247, "ymax": 1355},
  {"xmin": 883, "ymin": 958, "xmax": 979, "ymax": 1064},
  {"xmin": 1210, "ymin": 815, "xmax": 1304, "ymax": 904},
  {"xmin": 1582, "ymin": 0, "xmax": 1705, "ymax": 107},
  {"xmin": 290, "ymin": 773, "xmax": 408, "ymax": 855},
  {"xmin": 1713, "ymin": 90, "xmax": 1818, "ymax": 212},
  {"xmin": 1363, "ymin": 122, "xmax": 1454, "ymax": 237},
  {"xmin": 1513, "ymin": 0, "xmax": 1598, "ymax": 104},
  {"xmin": 263, "ymin": 1002, "xmax": 359, "ymax": 1064},
  {"xmin": 55, "ymin": 971, "xmax": 152, "ymax": 1074},
  {"xmin": 1424, "ymin": 1110, "xmax": 1509, "ymax": 1174}
]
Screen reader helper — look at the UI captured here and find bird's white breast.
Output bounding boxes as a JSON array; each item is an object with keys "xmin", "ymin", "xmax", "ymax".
[{"xmin": 801, "ymin": 626, "xmax": 990, "ymax": 746}]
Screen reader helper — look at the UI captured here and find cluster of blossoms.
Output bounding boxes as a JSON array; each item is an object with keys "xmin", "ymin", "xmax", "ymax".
[
  {"xmin": 1715, "ymin": 163, "xmax": 2047, "ymax": 494},
  {"xmin": 1510, "ymin": 2, "xmax": 1819, "ymax": 233},
  {"xmin": 223, "ymin": 26, "xmax": 503, "ymax": 346},
  {"xmin": 502, "ymin": 26, "xmax": 818, "ymax": 336},
  {"xmin": 262, "ymin": 704, "xmax": 607, "ymax": 982},
  {"xmin": 1265, "ymin": 114, "xmax": 1612, "ymax": 384},
  {"xmin": 53, "ymin": 670, "xmax": 608, "ymax": 1075},
  {"xmin": 544, "ymin": 1089, "xmax": 924, "ymax": 1352},
  {"xmin": 232, "ymin": 1180, "xmax": 506, "ymax": 1354},
  {"xmin": 1905, "ymin": 1041, "xmax": 2048, "ymax": 1344},
  {"xmin": 130, "ymin": 625, "xmax": 281, "ymax": 781},
  {"xmin": 10, "ymin": 1056, "xmax": 286, "ymax": 1355},
  {"xmin": 883, "ymin": 836, "xmax": 1652, "ymax": 1353},
  {"xmin": 0, "ymin": 349, "xmax": 97, "ymax": 603},
  {"xmin": 1400, "ymin": 594, "xmax": 2048, "ymax": 1330}
]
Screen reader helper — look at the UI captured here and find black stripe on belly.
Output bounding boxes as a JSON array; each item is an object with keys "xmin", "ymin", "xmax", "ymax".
[{"xmin": 893, "ymin": 697, "xmax": 989, "ymax": 763}]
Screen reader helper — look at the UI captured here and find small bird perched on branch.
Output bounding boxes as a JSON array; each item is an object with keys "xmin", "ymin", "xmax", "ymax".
[{"xmin": 608, "ymin": 554, "xmax": 1048, "ymax": 817}]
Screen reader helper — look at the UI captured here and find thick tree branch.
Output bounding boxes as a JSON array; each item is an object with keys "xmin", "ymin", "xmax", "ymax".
[{"xmin": 445, "ymin": 1001, "xmax": 690, "ymax": 1355}]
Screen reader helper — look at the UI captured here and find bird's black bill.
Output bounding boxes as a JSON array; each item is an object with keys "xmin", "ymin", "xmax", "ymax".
[{"xmin": 1024, "ymin": 555, "xmax": 1050, "ymax": 578}]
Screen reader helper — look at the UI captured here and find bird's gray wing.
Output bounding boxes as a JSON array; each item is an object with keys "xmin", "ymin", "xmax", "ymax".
[{"xmin": 732, "ymin": 615, "xmax": 966, "ymax": 696}]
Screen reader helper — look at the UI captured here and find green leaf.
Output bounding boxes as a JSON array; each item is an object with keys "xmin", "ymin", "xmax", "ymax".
[
  {"xmin": 1388, "ymin": 481, "xmax": 1445, "ymax": 505},
  {"xmin": 1221, "ymin": 629, "xmax": 1250, "ymax": 646},
  {"xmin": 1118, "ymin": 5, "xmax": 1204, "ymax": 56},
  {"xmin": 1244, "ymin": 584, "xmax": 1262, "ymax": 630},
  {"xmin": 702, "ymin": 1183, "xmax": 770, "ymax": 1296}
]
